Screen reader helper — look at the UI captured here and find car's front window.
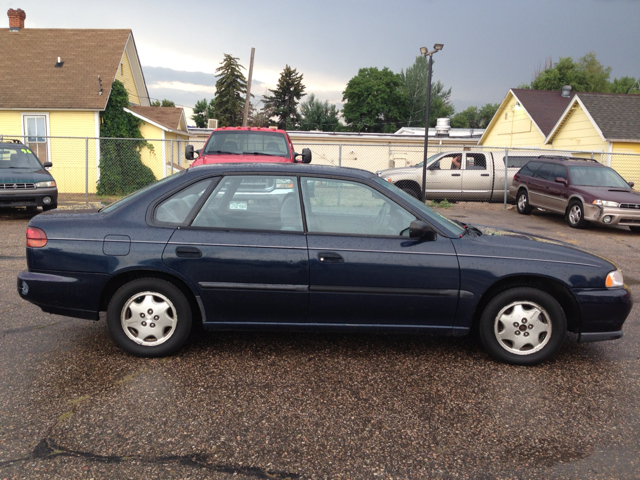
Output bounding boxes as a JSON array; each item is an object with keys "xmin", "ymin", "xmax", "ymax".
[
  {"xmin": 202, "ymin": 131, "xmax": 290, "ymax": 157},
  {"xmin": 413, "ymin": 153, "xmax": 441, "ymax": 168},
  {"xmin": 568, "ymin": 166, "xmax": 630, "ymax": 188},
  {"xmin": 0, "ymin": 146, "xmax": 43, "ymax": 170},
  {"xmin": 301, "ymin": 177, "xmax": 416, "ymax": 236},
  {"xmin": 373, "ymin": 176, "xmax": 465, "ymax": 236}
]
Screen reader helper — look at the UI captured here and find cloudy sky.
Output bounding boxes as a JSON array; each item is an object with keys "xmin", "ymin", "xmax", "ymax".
[{"xmin": 14, "ymin": 0, "xmax": 640, "ymax": 124}]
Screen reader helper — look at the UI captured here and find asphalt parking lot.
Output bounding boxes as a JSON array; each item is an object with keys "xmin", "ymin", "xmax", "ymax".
[{"xmin": 1, "ymin": 201, "xmax": 639, "ymax": 479}]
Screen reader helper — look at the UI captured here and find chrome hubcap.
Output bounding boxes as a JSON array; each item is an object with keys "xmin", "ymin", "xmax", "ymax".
[
  {"xmin": 569, "ymin": 205, "xmax": 582, "ymax": 225},
  {"xmin": 494, "ymin": 301, "xmax": 551, "ymax": 355},
  {"xmin": 121, "ymin": 291, "xmax": 177, "ymax": 346},
  {"xmin": 518, "ymin": 194, "xmax": 527, "ymax": 211}
]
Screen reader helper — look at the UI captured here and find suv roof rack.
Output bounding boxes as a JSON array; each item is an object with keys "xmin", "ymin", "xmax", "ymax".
[
  {"xmin": 537, "ymin": 155, "xmax": 599, "ymax": 163},
  {"xmin": 0, "ymin": 137, "xmax": 24, "ymax": 144}
]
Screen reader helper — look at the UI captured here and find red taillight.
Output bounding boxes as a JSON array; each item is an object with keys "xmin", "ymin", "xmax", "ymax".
[{"xmin": 26, "ymin": 227, "xmax": 47, "ymax": 248}]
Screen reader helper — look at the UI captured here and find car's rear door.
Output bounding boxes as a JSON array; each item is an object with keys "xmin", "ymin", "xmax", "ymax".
[
  {"xmin": 301, "ymin": 177, "xmax": 459, "ymax": 332},
  {"xmin": 461, "ymin": 153, "xmax": 492, "ymax": 201},
  {"xmin": 162, "ymin": 174, "xmax": 309, "ymax": 324}
]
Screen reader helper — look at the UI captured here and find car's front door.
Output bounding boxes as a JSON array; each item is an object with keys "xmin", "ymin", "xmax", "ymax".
[
  {"xmin": 424, "ymin": 154, "xmax": 463, "ymax": 201},
  {"xmin": 162, "ymin": 174, "xmax": 309, "ymax": 324},
  {"xmin": 301, "ymin": 177, "xmax": 459, "ymax": 331}
]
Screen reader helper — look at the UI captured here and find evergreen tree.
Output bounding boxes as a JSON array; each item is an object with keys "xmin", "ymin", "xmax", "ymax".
[
  {"xmin": 262, "ymin": 65, "xmax": 306, "ymax": 130},
  {"xmin": 214, "ymin": 54, "xmax": 247, "ymax": 126},
  {"xmin": 97, "ymin": 80, "xmax": 156, "ymax": 195},
  {"xmin": 192, "ymin": 98, "xmax": 216, "ymax": 128},
  {"xmin": 151, "ymin": 99, "xmax": 176, "ymax": 107}
]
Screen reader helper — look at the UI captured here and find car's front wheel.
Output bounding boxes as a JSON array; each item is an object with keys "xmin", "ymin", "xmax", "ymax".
[
  {"xmin": 43, "ymin": 203, "xmax": 57, "ymax": 211},
  {"xmin": 107, "ymin": 278, "xmax": 192, "ymax": 357},
  {"xmin": 629, "ymin": 226, "xmax": 640, "ymax": 233},
  {"xmin": 567, "ymin": 200, "xmax": 587, "ymax": 228},
  {"xmin": 401, "ymin": 186, "xmax": 420, "ymax": 199},
  {"xmin": 516, "ymin": 189, "xmax": 532, "ymax": 214},
  {"xmin": 479, "ymin": 287, "xmax": 566, "ymax": 365}
]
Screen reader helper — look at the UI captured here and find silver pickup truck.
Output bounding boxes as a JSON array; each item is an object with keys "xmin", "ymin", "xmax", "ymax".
[{"xmin": 377, "ymin": 151, "xmax": 530, "ymax": 202}]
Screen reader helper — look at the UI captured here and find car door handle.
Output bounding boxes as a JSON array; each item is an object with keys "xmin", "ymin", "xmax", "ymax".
[
  {"xmin": 481, "ymin": 174, "xmax": 490, "ymax": 177},
  {"xmin": 451, "ymin": 173, "xmax": 461, "ymax": 177},
  {"xmin": 175, "ymin": 246, "xmax": 202, "ymax": 258},
  {"xmin": 318, "ymin": 252, "xmax": 344, "ymax": 263}
]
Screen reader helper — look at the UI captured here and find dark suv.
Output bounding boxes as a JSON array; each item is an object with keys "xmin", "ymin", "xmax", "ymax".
[
  {"xmin": 509, "ymin": 155, "xmax": 640, "ymax": 232},
  {"xmin": 0, "ymin": 139, "xmax": 57, "ymax": 211}
]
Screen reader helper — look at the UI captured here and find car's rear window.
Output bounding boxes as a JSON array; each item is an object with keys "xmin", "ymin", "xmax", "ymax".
[{"xmin": 203, "ymin": 131, "xmax": 290, "ymax": 157}]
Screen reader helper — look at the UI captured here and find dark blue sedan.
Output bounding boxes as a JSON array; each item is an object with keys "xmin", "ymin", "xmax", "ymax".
[{"xmin": 17, "ymin": 164, "xmax": 632, "ymax": 365}]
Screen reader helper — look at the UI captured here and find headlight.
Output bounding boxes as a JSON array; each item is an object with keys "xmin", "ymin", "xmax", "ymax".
[
  {"xmin": 593, "ymin": 199, "xmax": 619, "ymax": 208},
  {"xmin": 605, "ymin": 269, "xmax": 624, "ymax": 288},
  {"xmin": 35, "ymin": 181, "xmax": 56, "ymax": 188}
]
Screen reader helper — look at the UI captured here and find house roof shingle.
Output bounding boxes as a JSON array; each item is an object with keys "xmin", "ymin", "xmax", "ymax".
[
  {"xmin": 576, "ymin": 93, "xmax": 640, "ymax": 142},
  {"xmin": 0, "ymin": 28, "xmax": 131, "ymax": 110},
  {"xmin": 511, "ymin": 88, "xmax": 576, "ymax": 136},
  {"xmin": 127, "ymin": 106, "xmax": 186, "ymax": 132}
]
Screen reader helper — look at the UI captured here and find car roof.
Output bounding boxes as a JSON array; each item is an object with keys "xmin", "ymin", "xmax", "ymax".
[
  {"xmin": 211, "ymin": 127, "xmax": 288, "ymax": 134},
  {"xmin": 187, "ymin": 162, "xmax": 377, "ymax": 179},
  {"xmin": 0, "ymin": 139, "xmax": 26, "ymax": 147},
  {"xmin": 536, "ymin": 155, "xmax": 604, "ymax": 167}
]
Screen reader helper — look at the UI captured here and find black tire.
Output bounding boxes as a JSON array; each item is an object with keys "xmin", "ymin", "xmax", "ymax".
[
  {"xmin": 516, "ymin": 189, "xmax": 532, "ymax": 215},
  {"xmin": 629, "ymin": 226, "xmax": 640, "ymax": 233},
  {"xmin": 26, "ymin": 206, "xmax": 38, "ymax": 213},
  {"xmin": 566, "ymin": 200, "xmax": 587, "ymax": 229},
  {"xmin": 479, "ymin": 287, "xmax": 566, "ymax": 366},
  {"xmin": 107, "ymin": 278, "xmax": 192, "ymax": 357},
  {"xmin": 43, "ymin": 203, "xmax": 57, "ymax": 211},
  {"xmin": 402, "ymin": 186, "xmax": 420, "ymax": 199}
]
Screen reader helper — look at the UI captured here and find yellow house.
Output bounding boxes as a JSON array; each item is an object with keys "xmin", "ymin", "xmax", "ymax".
[
  {"xmin": 545, "ymin": 93, "xmax": 640, "ymax": 184},
  {"xmin": 125, "ymin": 106, "xmax": 191, "ymax": 178},
  {"xmin": 479, "ymin": 88, "xmax": 575, "ymax": 149},
  {"xmin": 0, "ymin": 8, "xmax": 150, "ymax": 193}
]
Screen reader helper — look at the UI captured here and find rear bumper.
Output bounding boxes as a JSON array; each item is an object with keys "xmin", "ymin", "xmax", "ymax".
[
  {"xmin": 573, "ymin": 286, "xmax": 632, "ymax": 340},
  {"xmin": 17, "ymin": 270, "xmax": 110, "ymax": 320}
]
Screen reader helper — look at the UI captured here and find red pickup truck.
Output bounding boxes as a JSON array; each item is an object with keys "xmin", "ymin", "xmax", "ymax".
[{"xmin": 186, "ymin": 127, "xmax": 311, "ymax": 165}]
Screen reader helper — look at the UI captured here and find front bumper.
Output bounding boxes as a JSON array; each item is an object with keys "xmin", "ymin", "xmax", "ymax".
[
  {"xmin": 585, "ymin": 204, "xmax": 640, "ymax": 228},
  {"xmin": 573, "ymin": 286, "xmax": 632, "ymax": 342},
  {"xmin": 17, "ymin": 270, "xmax": 111, "ymax": 320},
  {"xmin": 0, "ymin": 187, "xmax": 58, "ymax": 208}
]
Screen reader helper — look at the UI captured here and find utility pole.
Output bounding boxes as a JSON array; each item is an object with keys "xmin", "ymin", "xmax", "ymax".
[{"xmin": 242, "ymin": 48, "xmax": 255, "ymax": 127}]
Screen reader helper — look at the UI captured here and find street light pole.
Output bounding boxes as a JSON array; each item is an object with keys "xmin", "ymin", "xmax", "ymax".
[{"xmin": 420, "ymin": 44, "xmax": 443, "ymax": 202}]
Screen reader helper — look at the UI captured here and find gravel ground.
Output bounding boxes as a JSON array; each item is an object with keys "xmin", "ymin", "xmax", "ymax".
[{"xmin": 0, "ymin": 202, "xmax": 639, "ymax": 479}]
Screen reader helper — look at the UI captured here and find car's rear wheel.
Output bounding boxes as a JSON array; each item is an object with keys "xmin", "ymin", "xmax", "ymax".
[
  {"xmin": 567, "ymin": 200, "xmax": 587, "ymax": 228},
  {"xmin": 629, "ymin": 226, "xmax": 640, "ymax": 233},
  {"xmin": 107, "ymin": 278, "xmax": 192, "ymax": 357},
  {"xmin": 516, "ymin": 189, "xmax": 532, "ymax": 214},
  {"xmin": 479, "ymin": 287, "xmax": 566, "ymax": 365}
]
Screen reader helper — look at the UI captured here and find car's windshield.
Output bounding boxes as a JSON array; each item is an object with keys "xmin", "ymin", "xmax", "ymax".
[
  {"xmin": 372, "ymin": 176, "xmax": 465, "ymax": 236},
  {"xmin": 0, "ymin": 146, "xmax": 43, "ymax": 170},
  {"xmin": 568, "ymin": 166, "xmax": 630, "ymax": 188},
  {"xmin": 413, "ymin": 153, "xmax": 441, "ymax": 168},
  {"xmin": 203, "ymin": 131, "xmax": 290, "ymax": 157},
  {"xmin": 100, "ymin": 171, "xmax": 185, "ymax": 213}
]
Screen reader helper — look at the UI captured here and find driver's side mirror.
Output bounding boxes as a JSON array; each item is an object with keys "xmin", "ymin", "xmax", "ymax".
[
  {"xmin": 628, "ymin": 181, "xmax": 635, "ymax": 188},
  {"xmin": 185, "ymin": 145, "xmax": 199, "ymax": 161},
  {"xmin": 294, "ymin": 148, "xmax": 312, "ymax": 164},
  {"xmin": 555, "ymin": 176, "xmax": 568, "ymax": 186},
  {"xmin": 43, "ymin": 162, "xmax": 52, "ymax": 170},
  {"xmin": 409, "ymin": 220, "xmax": 437, "ymax": 241},
  {"xmin": 428, "ymin": 163, "xmax": 440, "ymax": 170}
]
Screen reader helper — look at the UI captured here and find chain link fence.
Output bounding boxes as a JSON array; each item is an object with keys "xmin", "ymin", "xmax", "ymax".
[{"xmin": 2, "ymin": 135, "xmax": 639, "ymax": 206}]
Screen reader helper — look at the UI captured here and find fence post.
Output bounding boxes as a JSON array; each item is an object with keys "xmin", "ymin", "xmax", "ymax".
[
  {"xmin": 85, "ymin": 137, "xmax": 89, "ymax": 200},
  {"xmin": 170, "ymin": 140, "xmax": 174, "ymax": 175},
  {"xmin": 338, "ymin": 145, "xmax": 342, "ymax": 167},
  {"xmin": 503, "ymin": 148, "xmax": 509, "ymax": 209}
]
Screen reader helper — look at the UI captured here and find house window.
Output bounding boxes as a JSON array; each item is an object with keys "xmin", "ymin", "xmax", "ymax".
[
  {"xmin": 23, "ymin": 115, "xmax": 48, "ymax": 163},
  {"xmin": 120, "ymin": 63, "xmax": 124, "ymax": 76}
]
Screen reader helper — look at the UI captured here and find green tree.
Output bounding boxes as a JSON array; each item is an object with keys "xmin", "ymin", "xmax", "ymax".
[
  {"xmin": 609, "ymin": 76, "xmax": 640, "ymax": 94},
  {"xmin": 150, "ymin": 99, "xmax": 176, "ymax": 107},
  {"xmin": 97, "ymin": 80, "xmax": 156, "ymax": 196},
  {"xmin": 451, "ymin": 103, "xmax": 499, "ymax": 128},
  {"xmin": 299, "ymin": 93, "xmax": 341, "ymax": 131},
  {"xmin": 214, "ymin": 54, "xmax": 248, "ymax": 126},
  {"xmin": 342, "ymin": 67, "xmax": 409, "ymax": 132},
  {"xmin": 262, "ymin": 65, "xmax": 306, "ymax": 130},
  {"xmin": 529, "ymin": 52, "xmax": 612, "ymax": 92},
  {"xmin": 400, "ymin": 56, "xmax": 454, "ymax": 127},
  {"xmin": 191, "ymin": 98, "xmax": 216, "ymax": 128}
]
